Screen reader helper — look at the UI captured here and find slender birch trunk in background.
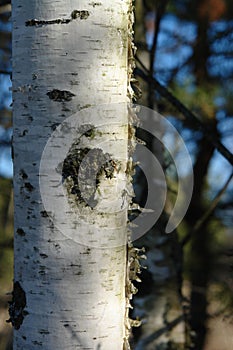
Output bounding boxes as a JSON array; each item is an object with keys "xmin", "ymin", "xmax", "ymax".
[{"xmin": 11, "ymin": 1, "xmax": 135, "ymax": 349}]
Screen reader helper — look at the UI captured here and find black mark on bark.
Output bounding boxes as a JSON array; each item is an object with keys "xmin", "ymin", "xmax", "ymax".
[
  {"xmin": 81, "ymin": 247, "xmax": 91, "ymax": 255},
  {"xmin": 47, "ymin": 89, "xmax": 75, "ymax": 102},
  {"xmin": 78, "ymin": 124, "xmax": 95, "ymax": 138},
  {"xmin": 40, "ymin": 253, "xmax": 48, "ymax": 259},
  {"xmin": 51, "ymin": 123, "xmax": 60, "ymax": 131},
  {"xmin": 19, "ymin": 129, "xmax": 28, "ymax": 137},
  {"xmin": 7, "ymin": 282, "xmax": 27, "ymax": 330},
  {"xmin": 25, "ymin": 10, "xmax": 89, "ymax": 27},
  {"xmin": 16, "ymin": 228, "xmax": 26, "ymax": 236},
  {"xmin": 39, "ymin": 329, "xmax": 50, "ymax": 334},
  {"xmin": 20, "ymin": 169, "xmax": 28, "ymax": 180},
  {"xmin": 26, "ymin": 18, "xmax": 70, "ymax": 26},
  {"xmin": 71, "ymin": 10, "xmax": 89, "ymax": 20},
  {"xmin": 89, "ymin": 2, "xmax": 102, "ymax": 7},
  {"xmin": 32, "ymin": 340, "xmax": 42, "ymax": 346},
  {"xmin": 40, "ymin": 210, "xmax": 48, "ymax": 217},
  {"xmin": 25, "ymin": 182, "xmax": 34, "ymax": 192}
]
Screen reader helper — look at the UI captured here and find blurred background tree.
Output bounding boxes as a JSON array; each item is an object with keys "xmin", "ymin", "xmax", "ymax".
[
  {"xmin": 132, "ymin": 1, "xmax": 233, "ymax": 349},
  {"xmin": 0, "ymin": 0, "xmax": 232, "ymax": 349}
]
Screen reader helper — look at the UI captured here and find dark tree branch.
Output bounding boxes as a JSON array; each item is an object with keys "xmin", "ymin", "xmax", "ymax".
[
  {"xmin": 0, "ymin": 140, "xmax": 11, "ymax": 146},
  {"xmin": 135, "ymin": 315, "xmax": 184, "ymax": 348},
  {"xmin": 148, "ymin": 1, "xmax": 168, "ymax": 108},
  {"xmin": 135, "ymin": 57, "xmax": 233, "ymax": 166},
  {"xmin": 181, "ymin": 171, "xmax": 233, "ymax": 246},
  {"xmin": 149, "ymin": 1, "xmax": 168, "ymax": 76},
  {"xmin": 0, "ymin": 69, "xmax": 11, "ymax": 75}
]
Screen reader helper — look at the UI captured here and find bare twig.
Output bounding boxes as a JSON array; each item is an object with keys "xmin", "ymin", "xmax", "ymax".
[
  {"xmin": 135, "ymin": 59, "xmax": 233, "ymax": 166},
  {"xmin": 181, "ymin": 171, "xmax": 233, "ymax": 246},
  {"xmin": 148, "ymin": 1, "xmax": 168, "ymax": 108},
  {"xmin": 135, "ymin": 314, "xmax": 184, "ymax": 349},
  {"xmin": 0, "ymin": 69, "xmax": 11, "ymax": 75}
]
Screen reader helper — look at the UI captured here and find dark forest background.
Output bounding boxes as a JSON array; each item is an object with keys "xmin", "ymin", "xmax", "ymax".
[{"xmin": 0, "ymin": 0, "xmax": 233, "ymax": 349}]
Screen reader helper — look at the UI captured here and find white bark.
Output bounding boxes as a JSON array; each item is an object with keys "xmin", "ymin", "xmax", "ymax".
[{"xmin": 12, "ymin": 1, "xmax": 132, "ymax": 349}]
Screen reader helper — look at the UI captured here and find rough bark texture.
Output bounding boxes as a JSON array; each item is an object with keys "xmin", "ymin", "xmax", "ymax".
[{"xmin": 12, "ymin": 1, "xmax": 132, "ymax": 349}]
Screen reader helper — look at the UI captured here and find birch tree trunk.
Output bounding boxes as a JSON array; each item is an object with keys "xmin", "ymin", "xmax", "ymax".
[{"xmin": 11, "ymin": 1, "xmax": 134, "ymax": 349}]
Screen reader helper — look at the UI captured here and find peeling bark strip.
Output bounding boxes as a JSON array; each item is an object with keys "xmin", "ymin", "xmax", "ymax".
[
  {"xmin": 47, "ymin": 89, "xmax": 75, "ymax": 102},
  {"xmin": 25, "ymin": 10, "xmax": 89, "ymax": 26},
  {"xmin": 124, "ymin": 1, "xmax": 145, "ymax": 348},
  {"xmin": 7, "ymin": 282, "xmax": 27, "ymax": 330}
]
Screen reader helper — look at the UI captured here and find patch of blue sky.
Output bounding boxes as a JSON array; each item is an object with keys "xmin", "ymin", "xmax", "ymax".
[
  {"xmin": 0, "ymin": 125, "xmax": 12, "ymax": 138},
  {"xmin": 208, "ymin": 20, "xmax": 233, "ymax": 78},
  {"xmin": 146, "ymin": 14, "xmax": 196, "ymax": 84},
  {"xmin": 0, "ymin": 73, "xmax": 12, "ymax": 109},
  {"xmin": 159, "ymin": 14, "xmax": 197, "ymax": 42},
  {"xmin": 215, "ymin": 96, "xmax": 226, "ymax": 109},
  {"xmin": 208, "ymin": 150, "xmax": 233, "ymax": 199},
  {"xmin": 211, "ymin": 34, "xmax": 233, "ymax": 53},
  {"xmin": 154, "ymin": 44, "xmax": 193, "ymax": 83},
  {"xmin": 209, "ymin": 19, "xmax": 233, "ymax": 36},
  {"xmin": 0, "ymin": 146, "xmax": 12, "ymax": 178},
  {"xmin": 0, "ymin": 126, "xmax": 12, "ymax": 178},
  {"xmin": 163, "ymin": 116, "xmax": 198, "ymax": 178},
  {"xmin": 0, "ymin": 14, "xmax": 12, "ymax": 32},
  {"xmin": 208, "ymin": 55, "xmax": 233, "ymax": 78},
  {"xmin": 146, "ymin": 13, "xmax": 196, "ymax": 51},
  {"xmin": 146, "ymin": 14, "xmax": 232, "ymax": 195}
]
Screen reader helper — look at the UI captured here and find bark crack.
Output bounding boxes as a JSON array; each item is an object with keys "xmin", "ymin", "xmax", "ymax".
[{"xmin": 25, "ymin": 10, "xmax": 89, "ymax": 27}]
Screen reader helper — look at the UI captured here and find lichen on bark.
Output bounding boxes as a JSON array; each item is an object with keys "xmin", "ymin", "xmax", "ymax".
[{"xmin": 62, "ymin": 145, "xmax": 120, "ymax": 208}]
